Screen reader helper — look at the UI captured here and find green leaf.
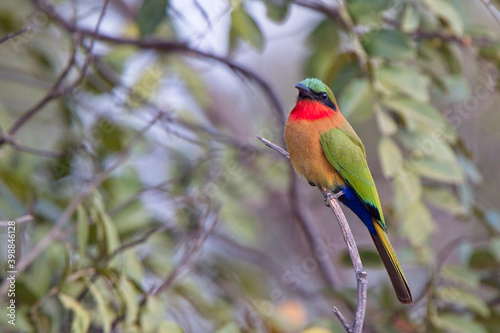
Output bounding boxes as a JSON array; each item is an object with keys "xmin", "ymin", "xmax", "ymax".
[
  {"xmin": 491, "ymin": 237, "xmax": 500, "ymax": 262},
  {"xmin": 128, "ymin": 63, "xmax": 164, "ymax": 108},
  {"xmin": 393, "ymin": 164, "xmax": 422, "ymax": 212},
  {"xmin": 120, "ymin": 248, "xmax": 144, "ymax": 285},
  {"xmin": 441, "ymin": 265, "xmax": 480, "ymax": 289},
  {"xmin": 324, "ymin": 53, "xmax": 359, "ymax": 93},
  {"xmin": 339, "ymin": 78, "xmax": 375, "ymax": 121},
  {"xmin": 442, "ymin": 75, "xmax": 471, "ymax": 103},
  {"xmin": 424, "ymin": 0, "xmax": 464, "ymax": 34},
  {"xmin": 137, "ymin": 0, "xmax": 169, "ymax": 36},
  {"xmin": 76, "ymin": 205, "xmax": 89, "ymax": 263},
  {"xmin": 142, "ymin": 297, "xmax": 169, "ymax": 333},
  {"xmin": 459, "ymin": 182, "xmax": 473, "ymax": 215},
  {"xmin": 173, "ymin": 58, "xmax": 210, "ymax": 108},
  {"xmin": 230, "ymin": 6, "xmax": 264, "ymax": 50},
  {"xmin": 347, "ymin": 0, "xmax": 392, "ymax": 25},
  {"xmin": 87, "ymin": 280, "xmax": 113, "ymax": 333},
  {"xmin": 415, "ymin": 155, "xmax": 464, "ymax": 184},
  {"xmin": 59, "ymin": 293, "xmax": 91, "ymax": 333},
  {"xmin": 261, "ymin": 0, "xmax": 290, "ymax": 22},
  {"xmin": 216, "ymin": 322, "xmax": 241, "ymax": 333},
  {"xmin": 374, "ymin": 106, "xmax": 398, "ymax": 136},
  {"xmin": 159, "ymin": 321, "xmax": 184, "ymax": 333},
  {"xmin": 431, "ymin": 314, "xmax": 487, "ymax": 333},
  {"xmin": 375, "ymin": 65, "xmax": 430, "ymax": 102},
  {"xmin": 401, "ymin": 3, "xmax": 420, "ymax": 33},
  {"xmin": 306, "ymin": 19, "xmax": 341, "ymax": 79},
  {"xmin": 469, "ymin": 248, "xmax": 498, "ymax": 270},
  {"xmin": 397, "ymin": 131, "xmax": 464, "ymax": 183},
  {"xmin": 458, "ymin": 155, "xmax": 483, "ymax": 184},
  {"xmin": 437, "ymin": 287, "xmax": 490, "ymax": 317},
  {"xmin": 383, "ymin": 97, "xmax": 446, "ymax": 132},
  {"xmin": 423, "ymin": 187, "xmax": 466, "ymax": 215},
  {"xmin": 401, "ymin": 201, "xmax": 434, "ymax": 247},
  {"xmin": 92, "ymin": 194, "xmax": 120, "ymax": 257},
  {"xmin": 378, "ymin": 137, "xmax": 403, "ymax": 178},
  {"xmin": 486, "ymin": 210, "xmax": 500, "ymax": 231},
  {"xmin": 119, "ymin": 276, "xmax": 140, "ymax": 325},
  {"xmin": 361, "ymin": 29, "xmax": 414, "ymax": 60}
]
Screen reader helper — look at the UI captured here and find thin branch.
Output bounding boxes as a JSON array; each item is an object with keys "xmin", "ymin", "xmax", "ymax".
[
  {"xmin": 321, "ymin": 189, "xmax": 367, "ymax": 333},
  {"xmin": 293, "ymin": 0, "xmax": 349, "ymax": 29},
  {"xmin": 213, "ymin": 231, "xmax": 322, "ymax": 299},
  {"xmin": 3, "ymin": 36, "xmax": 80, "ymax": 138},
  {"xmin": 30, "ymin": 0, "xmax": 285, "ymax": 125},
  {"xmin": 0, "ymin": 27, "xmax": 31, "ymax": 45},
  {"xmin": 152, "ymin": 207, "xmax": 218, "ymax": 295},
  {"xmin": 92, "ymin": 58, "xmax": 260, "ymax": 153},
  {"xmin": 107, "ymin": 180, "xmax": 172, "ymax": 217},
  {"xmin": 2, "ymin": 0, "xmax": 109, "ymax": 142},
  {"xmin": 256, "ymin": 136, "xmax": 367, "ymax": 333},
  {"xmin": 105, "ymin": 225, "xmax": 167, "ymax": 263},
  {"xmin": 0, "ymin": 214, "xmax": 33, "ymax": 227},
  {"xmin": 0, "ymin": 112, "xmax": 163, "ymax": 297},
  {"xmin": 0, "ymin": 133, "xmax": 63, "ymax": 158},
  {"xmin": 256, "ymin": 135, "xmax": 289, "ymax": 158}
]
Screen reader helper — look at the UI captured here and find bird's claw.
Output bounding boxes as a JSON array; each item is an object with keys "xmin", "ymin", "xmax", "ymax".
[{"xmin": 323, "ymin": 189, "xmax": 344, "ymax": 207}]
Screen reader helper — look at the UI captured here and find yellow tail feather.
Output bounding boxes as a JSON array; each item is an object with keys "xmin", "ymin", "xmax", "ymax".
[{"xmin": 371, "ymin": 221, "xmax": 413, "ymax": 304}]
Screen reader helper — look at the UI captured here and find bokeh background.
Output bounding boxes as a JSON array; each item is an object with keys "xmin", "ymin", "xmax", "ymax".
[{"xmin": 0, "ymin": 0, "xmax": 500, "ymax": 332}]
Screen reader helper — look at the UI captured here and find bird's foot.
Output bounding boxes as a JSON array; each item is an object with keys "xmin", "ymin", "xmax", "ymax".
[
  {"xmin": 332, "ymin": 190, "xmax": 344, "ymax": 200},
  {"xmin": 323, "ymin": 189, "xmax": 344, "ymax": 207}
]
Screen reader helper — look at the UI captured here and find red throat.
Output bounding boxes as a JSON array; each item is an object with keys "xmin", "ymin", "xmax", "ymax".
[{"xmin": 288, "ymin": 100, "xmax": 335, "ymax": 121}]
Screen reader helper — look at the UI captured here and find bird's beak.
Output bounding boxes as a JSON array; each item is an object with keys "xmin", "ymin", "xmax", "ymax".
[{"xmin": 294, "ymin": 83, "xmax": 314, "ymax": 99}]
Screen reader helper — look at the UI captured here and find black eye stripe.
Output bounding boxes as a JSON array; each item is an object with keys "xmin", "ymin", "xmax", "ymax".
[{"xmin": 315, "ymin": 91, "xmax": 336, "ymax": 111}]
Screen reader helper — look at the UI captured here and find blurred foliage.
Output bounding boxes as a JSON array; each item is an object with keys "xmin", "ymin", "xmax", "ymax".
[{"xmin": 0, "ymin": 0, "xmax": 499, "ymax": 332}]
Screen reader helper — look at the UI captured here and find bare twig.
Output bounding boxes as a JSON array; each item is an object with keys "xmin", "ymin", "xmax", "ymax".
[
  {"xmin": 152, "ymin": 207, "xmax": 218, "ymax": 295},
  {"xmin": 0, "ymin": 133, "xmax": 63, "ymax": 158},
  {"xmin": 0, "ymin": 215, "xmax": 33, "ymax": 227},
  {"xmin": 2, "ymin": 36, "xmax": 80, "ymax": 139},
  {"xmin": 30, "ymin": 0, "xmax": 285, "ymax": 125},
  {"xmin": 92, "ymin": 59, "xmax": 260, "ymax": 153},
  {"xmin": 105, "ymin": 225, "xmax": 167, "ymax": 263},
  {"xmin": 294, "ymin": 0, "xmax": 497, "ymax": 47},
  {"xmin": 321, "ymin": 189, "xmax": 367, "ymax": 333},
  {"xmin": 1, "ymin": 0, "xmax": 109, "ymax": 144},
  {"xmin": 256, "ymin": 135, "xmax": 367, "ymax": 333},
  {"xmin": 256, "ymin": 135, "xmax": 289, "ymax": 158},
  {"xmin": 0, "ymin": 27, "xmax": 31, "ymax": 45},
  {"xmin": 0, "ymin": 112, "xmax": 163, "ymax": 297}
]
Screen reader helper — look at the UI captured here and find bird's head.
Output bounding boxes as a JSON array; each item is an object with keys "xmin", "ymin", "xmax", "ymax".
[
  {"xmin": 288, "ymin": 78, "xmax": 339, "ymax": 121},
  {"xmin": 294, "ymin": 78, "xmax": 338, "ymax": 111}
]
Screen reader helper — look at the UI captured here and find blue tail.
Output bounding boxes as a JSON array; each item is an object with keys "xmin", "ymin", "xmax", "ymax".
[{"xmin": 338, "ymin": 185, "xmax": 376, "ymax": 235}]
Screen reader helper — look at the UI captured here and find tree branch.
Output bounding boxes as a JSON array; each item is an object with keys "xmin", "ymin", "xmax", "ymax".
[
  {"xmin": 0, "ymin": 214, "xmax": 33, "ymax": 227},
  {"xmin": 151, "ymin": 206, "xmax": 218, "ymax": 295},
  {"xmin": 0, "ymin": 111, "xmax": 163, "ymax": 297},
  {"xmin": 321, "ymin": 189, "xmax": 367, "ymax": 333},
  {"xmin": 0, "ymin": 27, "xmax": 31, "ymax": 45},
  {"xmin": 256, "ymin": 135, "xmax": 367, "ymax": 333},
  {"xmin": 30, "ymin": 0, "xmax": 285, "ymax": 126}
]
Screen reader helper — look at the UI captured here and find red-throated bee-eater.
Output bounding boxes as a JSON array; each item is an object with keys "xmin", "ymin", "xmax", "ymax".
[{"xmin": 284, "ymin": 78, "xmax": 412, "ymax": 304}]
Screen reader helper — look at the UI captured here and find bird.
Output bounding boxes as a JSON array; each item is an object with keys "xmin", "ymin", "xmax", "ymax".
[{"xmin": 284, "ymin": 77, "xmax": 413, "ymax": 304}]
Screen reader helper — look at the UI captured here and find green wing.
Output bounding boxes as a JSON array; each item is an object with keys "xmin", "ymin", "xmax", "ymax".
[{"xmin": 320, "ymin": 127, "xmax": 386, "ymax": 230}]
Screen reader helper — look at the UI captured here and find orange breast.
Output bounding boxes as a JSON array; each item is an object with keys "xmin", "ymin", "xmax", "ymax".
[{"xmin": 284, "ymin": 117, "xmax": 343, "ymax": 189}]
